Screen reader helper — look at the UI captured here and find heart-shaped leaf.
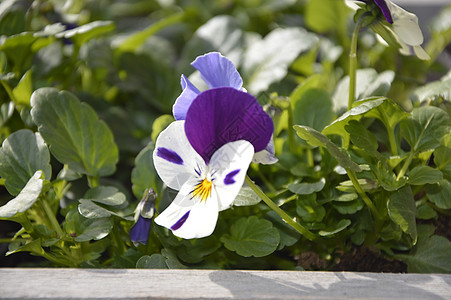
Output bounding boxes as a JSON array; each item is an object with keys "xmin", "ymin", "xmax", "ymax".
[
  {"xmin": 221, "ymin": 216, "xmax": 279, "ymax": 257},
  {"xmin": 0, "ymin": 129, "xmax": 51, "ymax": 196},
  {"xmin": 30, "ymin": 88, "xmax": 118, "ymax": 177}
]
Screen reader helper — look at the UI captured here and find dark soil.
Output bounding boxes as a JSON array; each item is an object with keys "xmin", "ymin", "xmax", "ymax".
[{"xmin": 330, "ymin": 247, "xmax": 407, "ymax": 273}]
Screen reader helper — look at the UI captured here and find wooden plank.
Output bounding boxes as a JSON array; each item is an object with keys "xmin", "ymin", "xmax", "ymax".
[{"xmin": 1, "ymin": 268, "xmax": 450, "ymax": 299}]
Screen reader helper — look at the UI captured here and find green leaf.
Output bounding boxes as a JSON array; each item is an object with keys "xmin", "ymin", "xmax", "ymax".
[
  {"xmin": 288, "ymin": 178, "xmax": 325, "ymax": 195},
  {"xmin": 0, "ymin": 32, "xmax": 36, "ymax": 69},
  {"xmin": 78, "ymin": 186, "xmax": 131, "ymax": 220},
  {"xmin": 0, "ymin": 170, "xmax": 43, "ymax": 219},
  {"xmin": 333, "ymin": 199, "xmax": 364, "ymax": 215},
  {"xmin": 408, "ymin": 166, "xmax": 443, "ymax": 185},
  {"xmin": 332, "ymin": 69, "xmax": 395, "ymax": 112},
  {"xmin": 151, "ymin": 114, "xmax": 174, "ymax": 142},
  {"xmin": 83, "ymin": 186, "xmax": 126, "ymax": 206},
  {"xmin": 136, "ymin": 254, "xmax": 168, "ymax": 269},
  {"xmin": 294, "ymin": 125, "xmax": 361, "ymax": 172},
  {"xmin": 400, "ymin": 106, "xmax": 450, "ymax": 154},
  {"xmin": 305, "ymin": 0, "xmax": 350, "ymax": 34},
  {"xmin": 411, "ymin": 78, "xmax": 451, "ymax": 103},
  {"xmin": 318, "ymin": 219, "xmax": 351, "ymax": 236},
  {"xmin": 425, "ymin": 180, "xmax": 451, "ymax": 209},
  {"xmin": 416, "ymin": 204, "xmax": 437, "ymax": 220},
  {"xmin": 296, "ymin": 193, "xmax": 325, "ymax": 222},
  {"xmin": 74, "ymin": 217, "xmax": 113, "ymax": 242},
  {"xmin": 232, "ymin": 185, "xmax": 261, "ymax": 206},
  {"xmin": 12, "ymin": 69, "xmax": 32, "ymax": 106},
  {"xmin": 0, "ymin": 101, "xmax": 14, "ymax": 127},
  {"xmin": 265, "ymin": 211, "xmax": 299, "ymax": 250},
  {"xmin": 177, "ymin": 236, "xmax": 221, "ymax": 264},
  {"xmin": 221, "ymin": 216, "xmax": 279, "ymax": 257},
  {"xmin": 161, "ymin": 248, "xmax": 187, "ymax": 269},
  {"xmin": 323, "ymin": 97, "xmax": 407, "ymax": 147},
  {"xmin": 117, "ymin": 12, "xmax": 183, "ymax": 53},
  {"xmin": 336, "ymin": 178, "xmax": 377, "ymax": 193},
  {"xmin": 181, "ymin": 15, "xmax": 244, "ymax": 69},
  {"xmin": 117, "ymin": 52, "xmax": 179, "ymax": 113},
  {"xmin": 0, "ymin": 129, "xmax": 51, "ymax": 196},
  {"xmin": 242, "ymin": 27, "xmax": 317, "ymax": 94},
  {"xmin": 434, "ymin": 133, "xmax": 451, "ymax": 180},
  {"xmin": 131, "ymin": 142, "xmax": 160, "ymax": 199},
  {"xmin": 345, "ymin": 120, "xmax": 378, "ymax": 152},
  {"xmin": 56, "ymin": 21, "xmax": 115, "ymax": 47},
  {"xmin": 293, "ymin": 89, "xmax": 335, "ymax": 131},
  {"xmin": 387, "ymin": 186, "xmax": 417, "ymax": 243},
  {"xmin": 6, "ymin": 239, "xmax": 44, "ymax": 256},
  {"xmin": 30, "ymin": 88, "xmax": 118, "ymax": 177},
  {"xmin": 289, "ymin": 74, "xmax": 323, "ymax": 109},
  {"xmin": 399, "ymin": 234, "xmax": 451, "ymax": 273}
]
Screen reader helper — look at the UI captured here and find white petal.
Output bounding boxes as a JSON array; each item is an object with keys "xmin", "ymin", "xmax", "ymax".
[
  {"xmin": 413, "ymin": 45, "xmax": 430, "ymax": 61},
  {"xmin": 209, "ymin": 140, "xmax": 254, "ymax": 211},
  {"xmin": 387, "ymin": 1, "xmax": 423, "ymax": 46},
  {"xmin": 252, "ymin": 138, "xmax": 278, "ymax": 165},
  {"xmin": 154, "ymin": 178, "xmax": 219, "ymax": 239},
  {"xmin": 153, "ymin": 121, "xmax": 206, "ymax": 190}
]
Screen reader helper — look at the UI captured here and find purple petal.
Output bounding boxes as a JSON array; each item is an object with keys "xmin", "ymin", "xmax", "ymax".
[
  {"xmin": 129, "ymin": 216, "xmax": 152, "ymax": 245},
  {"xmin": 224, "ymin": 169, "xmax": 240, "ymax": 185},
  {"xmin": 191, "ymin": 52, "xmax": 243, "ymax": 90},
  {"xmin": 173, "ymin": 75, "xmax": 201, "ymax": 120},
  {"xmin": 185, "ymin": 87, "xmax": 273, "ymax": 163},
  {"xmin": 156, "ymin": 147, "xmax": 184, "ymax": 165},
  {"xmin": 374, "ymin": 0, "xmax": 393, "ymax": 24},
  {"xmin": 171, "ymin": 210, "xmax": 190, "ymax": 231}
]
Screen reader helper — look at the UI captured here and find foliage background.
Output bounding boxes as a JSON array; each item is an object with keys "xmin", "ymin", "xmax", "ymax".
[{"xmin": 0, "ymin": 0, "xmax": 450, "ymax": 272}]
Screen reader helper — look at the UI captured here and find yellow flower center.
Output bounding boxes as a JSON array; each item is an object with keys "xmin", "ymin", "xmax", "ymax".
[{"xmin": 190, "ymin": 178, "xmax": 213, "ymax": 202}]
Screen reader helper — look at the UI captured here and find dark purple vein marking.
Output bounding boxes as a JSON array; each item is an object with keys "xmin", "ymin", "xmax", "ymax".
[
  {"xmin": 171, "ymin": 211, "xmax": 190, "ymax": 230},
  {"xmin": 157, "ymin": 147, "xmax": 184, "ymax": 165},
  {"xmin": 224, "ymin": 169, "xmax": 240, "ymax": 185}
]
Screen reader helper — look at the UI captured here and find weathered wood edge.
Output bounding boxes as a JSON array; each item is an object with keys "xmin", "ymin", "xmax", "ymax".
[{"xmin": 1, "ymin": 268, "xmax": 450, "ymax": 299}]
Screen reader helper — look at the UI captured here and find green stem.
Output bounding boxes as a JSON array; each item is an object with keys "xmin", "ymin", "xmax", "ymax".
[
  {"xmin": 387, "ymin": 128, "xmax": 398, "ymax": 156},
  {"xmin": 40, "ymin": 199, "xmax": 64, "ymax": 238},
  {"xmin": 346, "ymin": 169, "xmax": 381, "ymax": 220},
  {"xmin": 245, "ymin": 176, "xmax": 316, "ymax": 241},
  {"xmin": 396, "ymin": 152, "xmax": 414, "ymax": 181},
  {"xmin": 348, "ymin": 17, "xmax": 364, "ymax": 110},
  {"xmin": 87, "ymin": 176, "xmax": 99, "ymax": 188},
  {"xmin": 0, "ymin": 81, "xmax": 16, "ymax": 103},
  {"xmin": 306, "ymin": 149, "xmax": 314, "ymax": 167},
  {"xmin": 287, "ymin": 103, "xmax": 296, "ymax": 153},
  {"xmin": 0, "ymin": 238, "xmax": 27, "ymax": 243}
]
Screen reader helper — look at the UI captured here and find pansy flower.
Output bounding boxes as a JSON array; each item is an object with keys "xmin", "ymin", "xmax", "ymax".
[
  {"xmin": 347, "ymin": 0, "xmax": 430, "ymax": 60},
  {"xmin": 129, "ymin": 188, "xmax": 156, "ymax": 246},
  {"xmin": 173, "ymin": 52, "xmax": 277, "ymax": 165},
  {"xmin": 153, "ymin": 87, "xmax": 273, "ymax": 239}
]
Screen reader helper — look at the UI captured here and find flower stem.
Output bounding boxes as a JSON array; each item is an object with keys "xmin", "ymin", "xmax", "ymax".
[
  {"xmin": 87, "ymin": 176, "xmax": 99, "ymax": 188},
  {"xmin": 40, "ymin": 199, "xmax": 65, "ymax": 238},
  {"xmin": 245, "ymin": 175, "xmax": 316, "ymax": 241},
  {"xmin": 346, "ymin": 169, "xmax": 381, "ymax": 220},
  {"xmin": 387, "ymin": 126, "xmax": 398, "ymax": 156},
  {"xmin": 348, "ymin": 17, "xmax": 364, "ymax": 110},
  {"xmin": 287, "ymin": 103, "xmax": 296, "ymax": 153},
  {"xmin": 396, "ymin": 152, "xmax": 414, "ymax": 181}
]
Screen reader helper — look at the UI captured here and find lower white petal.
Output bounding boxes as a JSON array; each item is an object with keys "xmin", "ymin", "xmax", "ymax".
[
  {"xmin": 155, "ymin": 178, "xmax": 219, "ymax": 239},
  {"xmin": 209, "ymin": 140, "xmax": 254, "ymax": 211}
]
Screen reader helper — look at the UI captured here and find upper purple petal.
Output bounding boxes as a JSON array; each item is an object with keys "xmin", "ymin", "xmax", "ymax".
[
  {"xmin": 374, "ymin": 0, "xmax": 393, "ymax": 24},
  {"xmin": 191, "ymin": 52, "xmax": 243, "ymax": 90},
  {"xmin": 185, "ymin": 87, "xmax": 273, "ymax": 163},
  {"xmin": 173, "ymin": 75, "xmax": 201, "ymax": 120}
]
